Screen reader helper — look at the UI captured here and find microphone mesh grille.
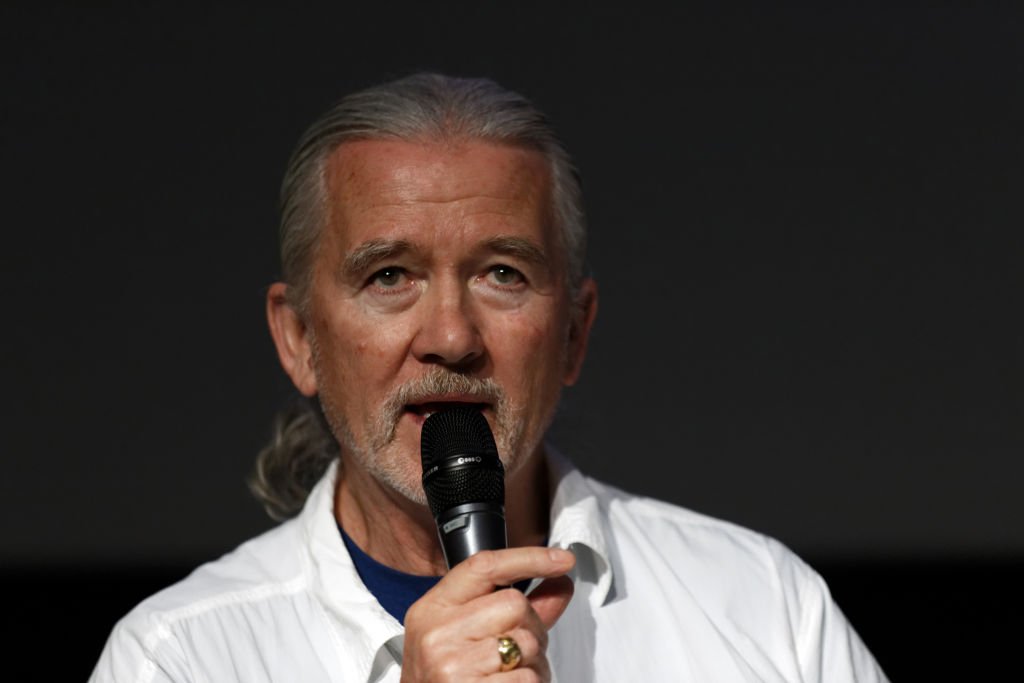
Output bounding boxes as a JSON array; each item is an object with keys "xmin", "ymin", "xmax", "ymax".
[
  {"xmin": 423, "ymin": 466, "xmax": 504, "ymax": 517},
  {"xmin": 420, "ymin": 407, "xmax": 504, "ymax": 518}
]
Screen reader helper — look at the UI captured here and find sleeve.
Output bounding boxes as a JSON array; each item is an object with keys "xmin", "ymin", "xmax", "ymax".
[{"xmin": 770, "ymin": 540, "xmax": 891, "ymax": 683}]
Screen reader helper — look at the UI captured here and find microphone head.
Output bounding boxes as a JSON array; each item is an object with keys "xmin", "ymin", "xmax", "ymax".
[{"xmin": 420, "ymin": 407, "xmax": 504, "ymax": 520}]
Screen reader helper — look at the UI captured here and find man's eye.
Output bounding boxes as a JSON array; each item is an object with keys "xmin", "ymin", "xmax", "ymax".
[
  {"xmin": 371, "ymin": 267, "xmax": 405, "ymax": 288},
  {"xmin": 488, "ymin": 265, "xmax": 524, "ymax": 286}
]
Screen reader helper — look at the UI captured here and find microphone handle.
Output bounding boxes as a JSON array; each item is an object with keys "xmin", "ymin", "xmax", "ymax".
[{"xmin": 435, "ymin": 501, "xmax": 507, "ymax": 569}]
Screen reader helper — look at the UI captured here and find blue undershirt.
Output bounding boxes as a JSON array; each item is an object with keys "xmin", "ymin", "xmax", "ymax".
[{"xmin": 338, "ymin": 524, "xmax": 534, "ymax": 625}]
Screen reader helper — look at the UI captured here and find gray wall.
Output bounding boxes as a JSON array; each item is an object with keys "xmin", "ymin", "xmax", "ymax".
[{"xmin": 3, "ymin": 3, "xmax": 1021, "ymax": 566}]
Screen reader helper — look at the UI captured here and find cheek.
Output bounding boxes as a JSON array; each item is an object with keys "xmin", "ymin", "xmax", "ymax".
[
  {"xmin": 495, "ymin": 313, "xmax": 569, "ymax": 383},
  {"xmin": 311, "ymin": 313, "xmax": 367, "ymax": 386},
  {"xmin": 334, "ymin": 316, "xmax": 412, "ymax": 381}
]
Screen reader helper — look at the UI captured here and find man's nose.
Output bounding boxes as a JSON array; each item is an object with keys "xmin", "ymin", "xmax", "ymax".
[{"xmin": 410, "ymin": 283, "xmax": 484, "ymax": 369}]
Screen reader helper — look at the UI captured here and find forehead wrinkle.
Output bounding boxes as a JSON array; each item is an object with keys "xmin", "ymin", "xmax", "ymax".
[
  {"xmin": 355, "ymin": 196, "xmax": 526, "ymax": 212},
  {"xmin": 379, "ymin": 193, "xmax": 530, "ymax": 207}
]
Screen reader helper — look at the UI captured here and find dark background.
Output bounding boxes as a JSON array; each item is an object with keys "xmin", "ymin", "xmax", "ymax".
[{"xmin": 3, "ymin": 2, "xmax": 1021, "ymax": 680}]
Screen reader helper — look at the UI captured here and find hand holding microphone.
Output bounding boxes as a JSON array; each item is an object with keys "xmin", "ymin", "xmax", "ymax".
[{"xmin": 399, "ymin": 407, "xmax": 575, "ymax": 681}]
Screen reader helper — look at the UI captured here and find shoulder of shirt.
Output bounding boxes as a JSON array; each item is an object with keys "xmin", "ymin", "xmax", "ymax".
[
  {"xmin": 573, "ymin": 470, "xmax": 816, "ymax": 582},
  {"xmin": 108, "ymin": 516, "xmax": 309, "ymax": 651},
  {"xmin": 91, "ymin": 463, "xmax": 347, "ymax": 681}
]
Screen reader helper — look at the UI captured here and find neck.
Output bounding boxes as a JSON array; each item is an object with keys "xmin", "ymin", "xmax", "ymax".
[{"xmin": 335, "ymin": 447, "xmax": 551, "ymax": 576}]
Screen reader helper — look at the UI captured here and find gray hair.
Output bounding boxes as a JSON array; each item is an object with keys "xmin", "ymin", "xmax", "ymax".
[{"xmin": 250, "ymin": 73, "xmax": 588, "ymax": 520}]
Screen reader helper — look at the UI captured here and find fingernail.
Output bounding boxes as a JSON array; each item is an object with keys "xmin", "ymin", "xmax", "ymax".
[{"xmin": 549, "ymin": 547, "xmax": 574, "ymax": 564}]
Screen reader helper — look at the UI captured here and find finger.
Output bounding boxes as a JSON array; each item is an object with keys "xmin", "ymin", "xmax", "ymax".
[
  {"xmin": 450, "ymin": 586, "xmax": 549, "ymax": 641},
  {"xmin": 469, "ymin": 628, "xmax": 543, "ymax": 675},
  {"xmin": 481, "ymin": 630, "xmax": 549, "ymax": 681},
  {"xmin": 491, "ymin": 647, "xmax": 551, "ymax": 683},
  {"xmin": 433, "ymin": 547, "xmax": 575, "ymax": 605},
  {"xmin": 427, "ymin": 627, "xmax": 539, "ymax": 679},
  {"xmin": 526, "ymin": 574, "xmax": 575, "ymax": 629}
]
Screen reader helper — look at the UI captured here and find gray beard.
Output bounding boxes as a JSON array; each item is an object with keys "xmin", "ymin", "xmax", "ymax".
[{"xmin": 311, "ymin": 340, "xmax": 528, "ymax": 505}]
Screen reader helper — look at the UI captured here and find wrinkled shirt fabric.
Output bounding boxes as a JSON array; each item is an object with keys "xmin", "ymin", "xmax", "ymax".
[{"xmin": 90, "ymin": 454, "xmax": 888, "ymax": 682}]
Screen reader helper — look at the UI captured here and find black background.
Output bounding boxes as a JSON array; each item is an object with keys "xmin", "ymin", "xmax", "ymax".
[{"xmin": 2, "ymin": 2, "xmax": 1021, "ymax": 679}]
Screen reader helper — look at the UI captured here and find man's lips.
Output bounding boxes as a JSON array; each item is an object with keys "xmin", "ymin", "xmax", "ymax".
[{"xmin": 403, "ymin": 400, "xmax": 490, "ymax": 424}]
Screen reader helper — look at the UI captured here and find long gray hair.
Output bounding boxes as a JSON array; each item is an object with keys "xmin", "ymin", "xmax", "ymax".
[{"xmin": 250, "ymin": 73, "xmax": 588, "ymax": 521}]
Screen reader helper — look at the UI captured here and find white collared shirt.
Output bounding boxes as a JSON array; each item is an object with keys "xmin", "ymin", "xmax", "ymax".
[{"xmin": 90, "ymin": 454, "xmax": 888, "ymax": 682}]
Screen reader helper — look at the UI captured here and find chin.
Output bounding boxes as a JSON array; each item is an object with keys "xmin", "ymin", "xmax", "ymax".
[
  {"xmin": 391, "ymin": 462, "xmax": 430, "ymax": 505},
  {"xmin": 387, "ymin": 476, "xmax": 430, "ymax": 507},
  {"xmin": 365, "ymin": 441, "xmax": 431, "ymax": 507},
  {"xmin": 355, "ymin": 405, "xmax": 537, "ymax": 506}
]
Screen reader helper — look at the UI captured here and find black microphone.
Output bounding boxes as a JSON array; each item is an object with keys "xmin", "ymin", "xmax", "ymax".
[{"xmin": 420, "ymin": 406, "xmax": 507, "ymax": 569}]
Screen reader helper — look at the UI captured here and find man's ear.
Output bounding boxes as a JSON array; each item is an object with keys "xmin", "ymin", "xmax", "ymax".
[
  {"xmin": 266, "ymin": 282, "xmax": 318, "ymax": 397},
  {"xmin": 562, "ymin": 277, "xmax": 598, "ymax": 386}
]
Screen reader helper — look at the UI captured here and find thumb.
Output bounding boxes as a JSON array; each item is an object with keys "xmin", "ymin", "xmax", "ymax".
[{"xmin": 527, "ymin": 574, "xmax": 574, "ymax": 629}]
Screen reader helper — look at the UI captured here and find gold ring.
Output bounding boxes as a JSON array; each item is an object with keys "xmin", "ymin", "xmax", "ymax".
[{"xmin": 497, "ymin": 635, "xmax": 522, "ymax": 671}]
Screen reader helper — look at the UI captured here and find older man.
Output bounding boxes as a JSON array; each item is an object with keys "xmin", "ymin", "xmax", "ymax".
[{"xmin": 91, "ymin": 74, "xmax": 887, "ymax": 682}]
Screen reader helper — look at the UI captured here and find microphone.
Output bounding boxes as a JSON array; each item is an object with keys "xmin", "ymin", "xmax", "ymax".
[{"xmin": 420, "ymin": 406, "xmax": 507, "ymax": 569}]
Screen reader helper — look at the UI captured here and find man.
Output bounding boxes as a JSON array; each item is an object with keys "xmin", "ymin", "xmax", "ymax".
[{"xmin": 91, "ymin": 73, "xmax": 888, "ymax": 681}]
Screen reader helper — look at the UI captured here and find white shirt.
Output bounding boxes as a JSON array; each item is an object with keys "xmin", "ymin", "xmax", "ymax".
[{"xmin": 90, "ymin": 454, "xmax": 888, "ymax": 682}]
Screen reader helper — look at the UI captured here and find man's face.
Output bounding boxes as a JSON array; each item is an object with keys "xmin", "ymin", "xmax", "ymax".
[{"xmin": 285, "ymin": 138, "xmax": 593, "ymax": 504}]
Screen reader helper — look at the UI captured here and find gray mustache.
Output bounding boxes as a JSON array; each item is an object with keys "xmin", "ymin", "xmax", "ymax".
[
  {"xmin": 391, "ymin": 370, "xmax": 503, "ymax": 409},
  {"xmin": 375, "ymin": 369, "xmax": 506, "ymax": 446}
]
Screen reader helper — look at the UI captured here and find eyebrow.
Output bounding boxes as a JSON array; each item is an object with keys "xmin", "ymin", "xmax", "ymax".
[
  {"xmin": 340, "ymin": 234, "xmax": 550, "ymax": 280},
  {"xmin": 342, "ymin": 238, "xmax": 414, "ymax": 279},
  {"xmin": 483, "ymin": 235, "xmax": 550, "ymax": 269}
]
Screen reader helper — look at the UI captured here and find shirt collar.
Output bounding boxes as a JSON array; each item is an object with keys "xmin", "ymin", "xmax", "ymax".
[
  {"xmin": 299, "ymin": 459, "xmax": 405, "ymax": 681},
  {"xmin": 546, "ymin": 448, "xmax": 616, "ymax": 607}
]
